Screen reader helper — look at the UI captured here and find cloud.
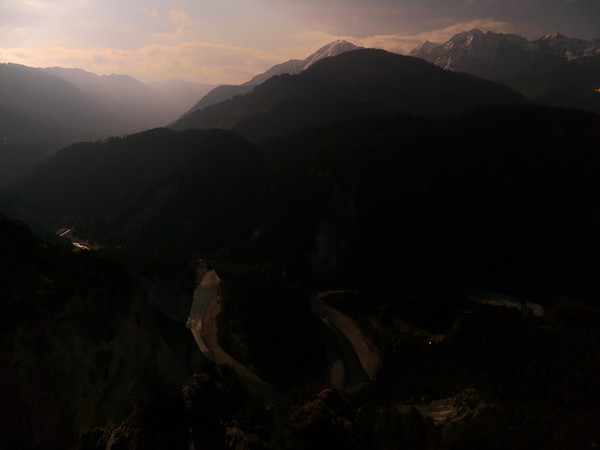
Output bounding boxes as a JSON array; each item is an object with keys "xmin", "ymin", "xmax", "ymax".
[
  {"xmin": 141, "ymin": 8, "xmax": 159, "ymax": 19},
  {"xmin": 169, "ymin": 9, "xmax": 190, "ymax": 27},
  {"xmin": 0, "ymin": 16, "xmax": 514, "ymax": 84},
  {"xmin": 0, "ymin": 40, "xmax": 289, "ymax": 84},
  {"xmin": 149, "ymin": 8, "xmax": 193, "ymax": 40},
  {"xmin": 291, "ymin": 18, "xmax": 515, "ymax": 55},
  {"xmin": 9, "ymin": 0, "xmax": 89, "ymax": 12},
  {"xmin": 18, "ymin": 0, "xmax": 50, "ymax": 11},
  {"xmin": 169, "ymin": 8, "xmax": 190, "ymax": 37},
  {"xmin": 0, "ymin": 10, "xmax": 531, "ymax": 85}
]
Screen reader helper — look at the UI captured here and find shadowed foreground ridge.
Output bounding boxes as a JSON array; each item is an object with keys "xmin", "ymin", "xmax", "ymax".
[
  {"xmin": 3, "ymin": 59, "xmax": 600, "ymax": 448},
  {"xmin": 171, "ymin": 48, "xmax": 528, "ymax": 141}
]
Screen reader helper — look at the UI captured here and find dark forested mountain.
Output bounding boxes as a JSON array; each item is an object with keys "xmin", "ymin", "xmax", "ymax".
[
  {"xmin": 410, "ymin": 29, "xmax": 600, "ymax": 112},
  {"xmin": 14, "ymin": 104, "xmax": 600, "ymax": 299},
  {"xmin": 13, "ymin": 127, "xmax": 265, "ymax": 251},
  {"xmin": 0, "ymin": 64, "xmax": 214, "ymax": 186},
  {"xmin": 183, "ymin": 40, "xmax": 361, "ymax": 114},
  {"xmin": 5, "ymin": 43, "xmax": 600, "ymax": 450},
  {"xmin": 255, "ymin": 106, "xmax": 600, "ymax": 298},
  {"xmin": 0, "ymin": 142, "xmax": 49, "ymax": 187},
  {"xmin": 171, "ymin": 48, "xmax": 528, "ymax": 141},
  {"xmin": 6, "ymin": 105, "xmax": 600, "ymax": 449},
  {"xmin": 0, "ymin": 63, "xmax": 110, "ymax": 186}
]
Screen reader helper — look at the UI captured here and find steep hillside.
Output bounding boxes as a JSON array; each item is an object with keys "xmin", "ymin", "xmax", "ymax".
[
  {"xmin": 0, "ymin": 214, "xmax": 198, "ymax": 449},
  {"xmin": 12, "ymin": 128, "xmax": 265, "ymax": 252},
  {"xmin": 171, "ymin": 49, "xmax": 528, "ymax": 141},
  {"xmin": 184, "ymin": 40, "xmax": 361, "ymax": 113},
  {"xmin": 0, "ymin": 142, "xmax": 49, "ymax": 187},
  {"xmin": 6, "ymin": 105, "xmax": 600, "ymax": 450},
  {"xmin": 14, "ymin": 104, "xmax": 600, "ymax": 299},
  {"xmin": 253, "ymin": 106, "xmax": 600, "ymax": 298}
]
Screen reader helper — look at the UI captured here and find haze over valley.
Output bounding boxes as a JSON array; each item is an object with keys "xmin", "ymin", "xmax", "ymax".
[{"xmin": 1, "ymin": 1, "xmax": 600, "ymax": 449}]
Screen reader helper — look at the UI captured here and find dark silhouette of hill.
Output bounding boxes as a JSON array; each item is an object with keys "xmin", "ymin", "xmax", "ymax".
[
  {"xmin": 184, "ymin": 40, "xmax": 360, "ymax": 114},
  {"xmin": 0, "ymin": 64, "xmax": 216, "ymax": 186},
  {"xmin": 411, "ymin": 29, "xmax": 600, "ymax": 113},
  {"xmin": 0, "ymin": 142, "xmax": 49, "ymax": 187},
  {"xmin": 13, "ymin": 127, "xmax": 265, "ymax": 251},
  {"xmin": 14, "ymin": 104, "xmax": 600, "ymax": 300},
  {"xmin": 253, "ymin": 106, "xmax": 600, "ymax": 299},
  {"xmin": 171, "ymin": 49, "xmax": 529, "ymax": 141},
  {"xmin": 6, "ymin": 106, "xmax": 600, "ymax": 450},
  {"xmin": 0, "ymin": 212, "xmax": 198, "ymax": 449}
]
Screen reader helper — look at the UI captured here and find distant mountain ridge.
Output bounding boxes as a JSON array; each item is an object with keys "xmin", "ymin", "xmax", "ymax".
[
  {"xmin": 410, "ymin": 29, "xmax": 600, "ymax": 112},
  {"xmin": 0, "ymin": 63, "xmax": 214, "ymax": 148},
  {"xmin": 411, "ymin": 29, "xmax": 600, "ymax": 69},
  {"xmin": 171, "ymin": 48, "xmax": 529, "ymax": 141},
  {"xmin": 44, "ymin": 67, "xmax": 214, "ymax": 133},
  {"xmin": 0, "ymin": 63, "xmax": 115, "ymax": 145},
  {"xmin": 243, "ymin": 39, "xmax": 361, "ymax": 87},
  {"xmin": 535, "ymin": 32, "xmax": 600, "ymax": 61},
  {"xmin": 185, "ymin": 40, "xmax": 362, "ymax": 113},
  {"xmin": 0, "ymin": 64, "xmax": 214, "ymax": 186}
]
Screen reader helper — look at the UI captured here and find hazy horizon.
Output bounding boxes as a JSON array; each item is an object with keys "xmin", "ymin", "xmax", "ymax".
[{"xmin": 1, "ymin": 0, "xmax": 600, "ymax": 84}]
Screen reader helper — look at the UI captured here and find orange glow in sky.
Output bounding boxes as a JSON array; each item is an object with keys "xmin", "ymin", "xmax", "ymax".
[{"xmin": 0, "ymin": 1, "xmax": 599, "ymax": 83}]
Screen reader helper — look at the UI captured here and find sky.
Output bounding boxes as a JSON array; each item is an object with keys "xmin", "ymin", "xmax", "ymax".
[{"xmin": 1, "ymin": 0, "xmax": 600, "ymax": 84}]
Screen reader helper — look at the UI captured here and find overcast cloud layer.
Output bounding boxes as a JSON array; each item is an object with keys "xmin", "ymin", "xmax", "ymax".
[{"xmin": 1, "ymin": 0, "xmax": 599, "ymax": 83}]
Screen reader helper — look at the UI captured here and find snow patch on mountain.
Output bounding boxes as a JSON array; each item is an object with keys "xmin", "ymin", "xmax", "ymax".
[
  {"xmin": 301, "ymin": 40, "xmax": 363, "ymax": 71},
  {"xmin": 243, "ymin": 59, "xmax": 304, "ymax": 87},
  {"xmin": 185, "ymin": 40, "xmax": 363, "ymax": 112},
  {"xmin": 411, "ymin": 29, "xmax": 600, "ymax": 68},
  {"xmin": 534, "ymin": 32, "xmax": 600, "ymax": 61},
  {"xmin": 244, "ymin": 40, "xmax": 362, "ymax": 86}
]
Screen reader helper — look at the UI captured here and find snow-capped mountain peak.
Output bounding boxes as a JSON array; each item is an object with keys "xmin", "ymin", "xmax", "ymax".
[
  {"xmin": 411, "ymin": 29, "xmax": 600, "ymax": 67},
  {"xmin": 534, "ymin": 32, "xmax": 600, "ymax": 60},
  {"xmin": 243, "ymin": 40, "xmax": 361, "ymax": 87},
  {"xmin": 301, "ymin": 40, "xmax": 363, "ymax": 71},
  {"xmin": 189, "ymin": 39, "xmax": 362, "ymax": 112},
  {"xmin": 408, "ymin": 28, "xmax": 600, "ymax": 115},
  {"xmin": 411, "ymin": 40, "xmax": 441, "ymax": 53}
]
